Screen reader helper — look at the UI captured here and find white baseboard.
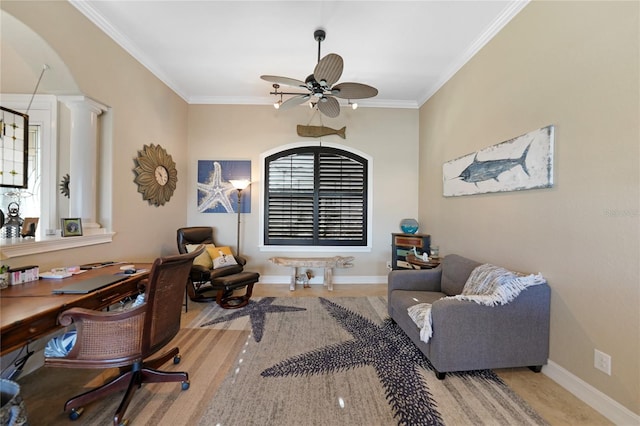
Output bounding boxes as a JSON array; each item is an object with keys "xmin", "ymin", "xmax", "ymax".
[
  {"xmin": 258, "ymin": 275, "xmax": 388, "ymax": 285},
  {"xmin": 543, "ymin": 360, "xmax": 640, "ymax": 425}
]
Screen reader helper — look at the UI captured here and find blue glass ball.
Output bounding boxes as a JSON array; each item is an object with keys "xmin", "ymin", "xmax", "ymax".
[{"xmin": 400, "ymin": 218, "xmax": 419, "ymax": 234}]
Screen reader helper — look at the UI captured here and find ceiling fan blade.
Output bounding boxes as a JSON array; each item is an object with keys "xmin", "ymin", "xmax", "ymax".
[
  {"xmin": 331, "ymin": 82, "xmax": 378, "ymax": 99},
  {"xmin": 279, "ymin": 95, "xmax": 310, "ymax": 110},
  {"xmin": 260, "ymin": 75, "xmax": 307, "ymax": 89},
  {"xmin": 317, "ymin": 96, "xmax": 340, "ymax": 118},
  {"xmin": 314, "ymin": 54, "xmax": 343, "ymax": 87}
]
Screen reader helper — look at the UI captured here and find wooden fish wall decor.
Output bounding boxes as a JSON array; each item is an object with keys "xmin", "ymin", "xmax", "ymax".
[{"xmin": 297, "ymin": 125, "xmax": 346, "ymax": 139}]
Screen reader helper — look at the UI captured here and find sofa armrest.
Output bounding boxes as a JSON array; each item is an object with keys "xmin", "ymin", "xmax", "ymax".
[
  {"xmin": 387, "ymin": 266, "xmax": 443, "ymax": 292},
  {"xmin": 428, "ymin": 283, "xmax": 550, "ymax": 372}
]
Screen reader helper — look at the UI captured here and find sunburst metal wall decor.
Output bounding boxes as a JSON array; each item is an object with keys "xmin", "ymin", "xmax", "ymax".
[
  {"xmin": 59, "ymin": 173, "xmax": 70, "ymax": 198},
  {"xmin": 133, "ymin": 144, "xmax": 177, "ymax": 206}
]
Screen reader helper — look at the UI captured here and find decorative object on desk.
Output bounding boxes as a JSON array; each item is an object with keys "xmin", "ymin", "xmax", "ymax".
[
  {"xmin": 230, "ymin": 178, "xmax": 251, "ymax": 256},
  {"xmin": 431, "ymin": 245, "xmax": 440, "ymax": 258},
  {"xmin": 0, "ymin": 202, "xmax": 23, "ymax": 239},
  {"xmin": 197, "ymin": 160, "xmax": 251, "ymax": 214},
  {"xmin": 8, "ymin": 265, "xmax": 39, "ymax": 285},
  {"xmin": 400, "ymin": 218, "xmax": 419, "ymax": 234},
  {"xmin": 296, "ymin": 125, "xmax": 346, "ymax": 139},
  {"xmin": 59, "ymin": 173, "xmax": 70, "ymax": 198},
  {"xmin": 0, "ymin": 106, "xmax": 29, "ymax": 189},
  {"xmin": 443, "ymin": 125, "xmax": 554, "ymax": 197},
  {"xmin": 20, "ymin": 217, "xmax": 38, "ymax": 238},
  {"xmin": 61, "ymin": 218, "xmax": 82, "ymax": 237},
  {"xmin": 133, "ymin": 144, "xmax": 177, "ymax": 206}
]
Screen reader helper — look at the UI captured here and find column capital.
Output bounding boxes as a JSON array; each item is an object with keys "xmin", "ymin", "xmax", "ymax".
[{"xmin": 58, "ymin": 95, "xmax": 108, "ymax": 115}]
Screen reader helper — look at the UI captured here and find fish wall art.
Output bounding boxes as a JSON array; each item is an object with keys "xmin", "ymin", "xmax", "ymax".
[
  {"xmin": 297, "ymin": 125, "xmax": 346, "ymax": 139},
  {"xmin": 442, "ymin": 125, "xmax": 554, "ymax": 197}
]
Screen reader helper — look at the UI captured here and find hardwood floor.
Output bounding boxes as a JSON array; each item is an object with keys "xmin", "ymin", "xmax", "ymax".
[{"xmin": 18, "ymin": 283, "xmax": 611, "ymax": 425}]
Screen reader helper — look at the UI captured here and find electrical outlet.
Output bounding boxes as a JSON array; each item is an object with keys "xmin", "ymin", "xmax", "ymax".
[{"xmin": 594, "ymin": 349, "xmax": 612, "ymax": 375}]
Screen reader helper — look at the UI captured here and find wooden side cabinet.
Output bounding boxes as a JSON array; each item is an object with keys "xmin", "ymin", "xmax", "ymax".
[{"xmin": 391, "ymin": 233, "xmax": 431, "ymax": 270}]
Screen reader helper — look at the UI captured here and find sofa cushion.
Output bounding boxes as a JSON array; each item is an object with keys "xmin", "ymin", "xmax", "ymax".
[
  {"xmin": 440, "ymin": 254, "xmax": 481, "ymax": 296},
  {"xmin": 389, "ymin": 290, "xmax": 446, "ymax": 318}
]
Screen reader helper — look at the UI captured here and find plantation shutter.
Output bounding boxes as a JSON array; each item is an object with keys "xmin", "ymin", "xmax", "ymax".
[
  {"xmin": 317, "ymin": 151, "xmax": 365, "ymax": 242},
  {"xmin": 265, "ymin": 147, "xmax": 367, "ymax": 246}
]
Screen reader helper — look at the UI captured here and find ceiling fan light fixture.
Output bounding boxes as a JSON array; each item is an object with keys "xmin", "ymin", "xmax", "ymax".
[
  {"xmin": 274, "ymin": 90, "xmax": 283, "ymax": 109},
  {"xmin": 261, "ymin": 29, "xmax": 377, "ymax": 118}
]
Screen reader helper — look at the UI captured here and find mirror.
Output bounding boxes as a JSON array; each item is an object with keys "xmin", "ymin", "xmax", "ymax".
[{"xmin": 0, "ymin": 106, "xmax": 29, "ymax": 188}]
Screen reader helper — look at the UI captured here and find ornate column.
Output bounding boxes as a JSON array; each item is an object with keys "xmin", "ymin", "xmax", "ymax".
[{"xmin": 59, "ymin": 96, "xmax": 108, "ymax": 233}]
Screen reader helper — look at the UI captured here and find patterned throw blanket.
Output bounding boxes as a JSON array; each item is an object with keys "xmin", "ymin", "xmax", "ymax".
[{"xmin": 408, "ymin": 263, "xmax": 545, "ymax": 343}]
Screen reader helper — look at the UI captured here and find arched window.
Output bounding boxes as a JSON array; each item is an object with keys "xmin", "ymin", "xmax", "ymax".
[{"xmin": 264, "ymin": 146, "xmax": 368, "ymax": 247}]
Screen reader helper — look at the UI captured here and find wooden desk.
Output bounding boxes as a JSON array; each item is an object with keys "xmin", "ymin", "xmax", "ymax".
[{"xmin": 0, "ymin": 265, "xmax": 150, "ymax": 356}]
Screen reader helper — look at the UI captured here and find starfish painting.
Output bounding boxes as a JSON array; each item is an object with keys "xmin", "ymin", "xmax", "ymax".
[
  {"xmin": 261, "ymin": 297, "xmax": 448, "ymax": 425},
  {"xmin": 200, "ymin": 297, "xmax": 306, "ymax": 342},
  {"xmin": 197, "ymin": 161, "xmax": 236, "ymax": 213}
]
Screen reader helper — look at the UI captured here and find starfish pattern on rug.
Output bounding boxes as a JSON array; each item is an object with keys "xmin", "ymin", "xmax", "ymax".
[
  {"xmin": 199, "ymin": 297, "xmax": 306, "ymax": 342},
  {"xmin": 261, "ymin": 297, "xmax": 500, "ymax": 425}
]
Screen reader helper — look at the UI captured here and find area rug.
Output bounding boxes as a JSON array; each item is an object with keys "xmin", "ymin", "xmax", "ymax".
[{"xmin": 193, "ymin": 297, "xmax": 548, "ymax": 426}]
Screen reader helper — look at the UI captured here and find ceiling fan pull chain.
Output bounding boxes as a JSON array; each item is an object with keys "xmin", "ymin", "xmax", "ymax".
[{"xmin": 306, "ymin": 109, "xmax": 319, "ymax": 126}]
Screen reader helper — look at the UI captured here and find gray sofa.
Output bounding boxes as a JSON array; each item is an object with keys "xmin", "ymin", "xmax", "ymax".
[{"xmin": 388, "ymin": 254, "xmax": 550, "ymax": 379}]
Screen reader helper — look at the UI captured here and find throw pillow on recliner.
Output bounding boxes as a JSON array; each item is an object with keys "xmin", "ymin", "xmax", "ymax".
[
  {"xmin": 211, "ymin": 246, "xmax": 238, "ymax": 269},
  {"xmin": 186, "ymin": 243, "xmax": 216, "ymax": 269}
]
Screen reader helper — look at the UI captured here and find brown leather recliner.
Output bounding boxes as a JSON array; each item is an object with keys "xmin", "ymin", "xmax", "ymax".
[{"xmin": 177, "ymin": 226, "xmax": 258, "ymax": 308}]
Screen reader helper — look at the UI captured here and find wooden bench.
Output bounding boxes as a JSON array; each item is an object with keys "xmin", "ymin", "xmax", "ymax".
[{"xmin": 269, "ymin": 256, "xmax": 354, "ymax": 291}]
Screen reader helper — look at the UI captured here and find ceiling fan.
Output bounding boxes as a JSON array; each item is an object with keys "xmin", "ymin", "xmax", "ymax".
[{"xmin": 261, "ymin": 29, "xmax": 378, "ymax": 118}]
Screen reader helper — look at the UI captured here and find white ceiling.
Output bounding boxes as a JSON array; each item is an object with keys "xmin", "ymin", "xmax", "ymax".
[{"xmin": 70, "ymin": 1, "xmax": 528, "ymax": 109}]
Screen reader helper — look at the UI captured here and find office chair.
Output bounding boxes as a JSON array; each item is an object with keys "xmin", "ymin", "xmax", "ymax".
[{"xmin": 44, "ymin": 247, "xmax": 204, "ymax": 425}]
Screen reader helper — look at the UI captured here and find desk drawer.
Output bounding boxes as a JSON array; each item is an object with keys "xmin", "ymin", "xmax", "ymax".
[{"xmin": 1, "ymin": 314, "xmax": 57, "ymax": 354}]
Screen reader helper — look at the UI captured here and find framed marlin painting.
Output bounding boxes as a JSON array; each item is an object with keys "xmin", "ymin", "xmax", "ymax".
[
  {"xmin": 442, "ymin": 125, "xmax": 554, "ymax": 197},
  {"xmin": 197, "ymin": 160, "xmax": 251, "ymax": 213}
]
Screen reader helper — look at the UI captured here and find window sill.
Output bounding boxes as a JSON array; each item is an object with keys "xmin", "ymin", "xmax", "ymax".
[
  {"xmin": 0, "ymin": 232, "xmax": 114, "ymax": 259},
  {"xmin": 259, "ymin": 245, "xmax": 371, "ymax": 253}
]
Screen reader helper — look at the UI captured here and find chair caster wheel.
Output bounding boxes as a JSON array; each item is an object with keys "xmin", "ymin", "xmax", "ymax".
[
  {"xmin": 181, "ymin": 380, "xmax": 190, "ymax": 390},
  {"xmin": 173, "ymin": 354, "xmax": 181, "ymax": 364},
  {"xmin": 69, "ymin": 408, "xmax": 84, "ymax": 420}
]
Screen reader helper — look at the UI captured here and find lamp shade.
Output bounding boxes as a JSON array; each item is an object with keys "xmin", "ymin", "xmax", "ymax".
[{"xmin": 230, "ymin": 179, "xmax": 251, "ymax": 190}]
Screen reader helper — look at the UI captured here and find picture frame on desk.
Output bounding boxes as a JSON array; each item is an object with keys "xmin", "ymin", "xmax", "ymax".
[{"xmin": 61, "ymin": 218, "xmax": 83, "ymax": 237}]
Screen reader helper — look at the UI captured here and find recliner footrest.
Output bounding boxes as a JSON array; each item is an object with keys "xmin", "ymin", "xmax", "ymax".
[{"xmin": 211, "ymin": 271, "xmax": 259, "ymax": 309}]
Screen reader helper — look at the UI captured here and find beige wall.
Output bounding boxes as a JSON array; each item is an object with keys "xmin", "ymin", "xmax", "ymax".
[
  {"xmin": 419, "ymin": 1, "xmax": 639, "ymax": 414},
  {"xmin": 2, "ymin": 0, "xmax": 638, "ymax": 417},
  {"xmin": 1, "ymin": 1, "xmax": 189, "ymax": 269},
  {"xmin": 186, "ymin": 104, "xmax": 419, "ymax": 278}
]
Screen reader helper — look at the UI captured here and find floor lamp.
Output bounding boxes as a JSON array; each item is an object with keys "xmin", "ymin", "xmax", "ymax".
[{"xmin": 230, "ymin": 179, "xmax": 251, "ymax": 256}]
